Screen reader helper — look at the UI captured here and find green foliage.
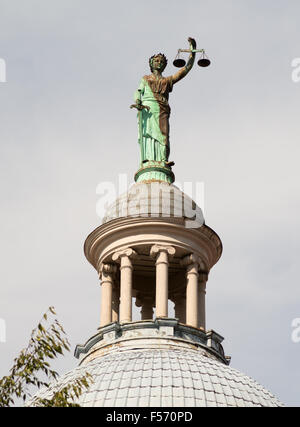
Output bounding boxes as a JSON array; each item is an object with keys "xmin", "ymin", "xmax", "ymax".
[{"xmin": 0, "ymin": 307, "xmax": 92, "ymax": 407}]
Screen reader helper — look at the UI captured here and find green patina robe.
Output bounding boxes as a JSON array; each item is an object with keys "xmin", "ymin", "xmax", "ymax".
[{"xmin": 135, "ymin": 75, "xmax": 173, "ymax": 162}]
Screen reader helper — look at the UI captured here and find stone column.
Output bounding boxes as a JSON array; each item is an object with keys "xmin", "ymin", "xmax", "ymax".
[
  {"xmin": 136, "ymin": 294, "xmax": 154, "ymax": 320},
  {"xmin": 181, "ymin": 254, "xmax": 200, "ymax": 328},
  {"xmin": 198, "ymin": 272, "xmax": 208, "ymax": 330},
  {"xmin": 151, "ymin": 245, "xmax": 175, "ymax": 318},
  {"xmin": 112, "ymin": 284, "xmax": 120, "ymax": 322},
  {"xmin": 99, "ymin": 263, "xmax": 116, "ymax": 327},
  {"xmin": 141, "ymin": 296, "xmax": 154, "ymax": 320},
  {"xmin": 172, "ymin": 293, "xmax": 186, "ymax": 324},
  {"xmin": 112, "ymin": 248, "xmax": 137, "ymax": 323}
]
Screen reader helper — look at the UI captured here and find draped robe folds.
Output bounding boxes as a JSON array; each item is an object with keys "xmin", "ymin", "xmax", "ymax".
[{"xmin": 135, "ymin": 75, "xmax": 173, "ymax": 163}]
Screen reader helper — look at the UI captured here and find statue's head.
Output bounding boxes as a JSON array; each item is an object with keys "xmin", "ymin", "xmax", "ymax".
[{"xmin": 149, "ymin": 53, "xmax": 168, "ymax": 73}]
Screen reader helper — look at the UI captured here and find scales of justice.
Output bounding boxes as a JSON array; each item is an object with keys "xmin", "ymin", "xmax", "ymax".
[{"xmin": 131, "ymin": 37, "xmax": 211, "ymax": 184}]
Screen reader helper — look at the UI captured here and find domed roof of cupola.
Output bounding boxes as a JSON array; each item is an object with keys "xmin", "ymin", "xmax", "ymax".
[{"xmin": 102, "ymin": 181, "xmax": 204, "ymax": 229}]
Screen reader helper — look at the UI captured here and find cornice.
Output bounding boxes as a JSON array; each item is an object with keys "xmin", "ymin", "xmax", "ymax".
[{"xmin": 84, "ymin": 217, "xmax": 222, "ymax": 272}]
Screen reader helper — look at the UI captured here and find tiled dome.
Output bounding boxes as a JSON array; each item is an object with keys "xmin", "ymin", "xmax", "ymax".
[{"xmin": 29, "ymin": 348, "xmax": 283, "ymax": 407}]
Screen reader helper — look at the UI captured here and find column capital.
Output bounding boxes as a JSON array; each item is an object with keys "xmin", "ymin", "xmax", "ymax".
[
  {"xmin": 99, "ymin": 263, "xmax": 117, "ymax": 280},
  {"xmin": 112, "ymin": 248, "xmax": 137, "ymax": 262},
  {"xmin": 150, "ymin": 245, "xmax": 176, "ymax": 259},
  {"xmin": 180, "ymin": 253, "xmax": 200, "ymax": 268}
]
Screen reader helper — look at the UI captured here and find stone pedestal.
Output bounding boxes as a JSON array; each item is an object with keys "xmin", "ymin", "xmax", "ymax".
[{"xmin": 134, "ymin": 162, "xmax": 175, "ymax": 184}]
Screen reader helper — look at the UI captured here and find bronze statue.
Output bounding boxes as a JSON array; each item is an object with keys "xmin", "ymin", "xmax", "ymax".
[{"xmin": 133, "ymin": 37, "xmax": 197, "ymax": 167}]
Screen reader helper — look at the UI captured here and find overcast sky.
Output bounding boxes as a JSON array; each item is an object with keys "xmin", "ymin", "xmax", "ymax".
[{"xmin": 0, "ymin": 0, "xmax": 300, "ymax": 406}]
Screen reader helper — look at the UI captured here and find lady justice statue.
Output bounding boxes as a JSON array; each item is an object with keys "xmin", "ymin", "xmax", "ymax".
[{"xmin": 132, "ymin": 37, "xmax": 197, "ymax": 184}]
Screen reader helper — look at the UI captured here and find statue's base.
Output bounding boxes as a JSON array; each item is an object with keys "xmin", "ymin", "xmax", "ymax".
[{"xmin": 134, "ymin": 161, "xmax": 175, "ymax": 184}]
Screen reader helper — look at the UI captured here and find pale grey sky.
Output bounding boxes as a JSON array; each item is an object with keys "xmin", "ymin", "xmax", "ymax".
[{"xmin": 0, "ymin": 0, "xmax": 300, "ymax": 406}]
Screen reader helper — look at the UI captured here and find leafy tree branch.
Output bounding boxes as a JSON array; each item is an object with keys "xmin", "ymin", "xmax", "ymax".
[{"xmin": 0, "ymin": 307, "xmax": 91, "ymax": 407}]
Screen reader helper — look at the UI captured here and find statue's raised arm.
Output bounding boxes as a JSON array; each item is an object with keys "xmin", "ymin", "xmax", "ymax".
[{"xmin": 172, "ymin": 37, "xmax": 197, "ymax": 85}]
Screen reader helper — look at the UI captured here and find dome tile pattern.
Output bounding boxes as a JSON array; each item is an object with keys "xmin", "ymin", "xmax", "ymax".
[{"xmin": 30, "ymin": 349, "xmax": 283, "ymax": 407}]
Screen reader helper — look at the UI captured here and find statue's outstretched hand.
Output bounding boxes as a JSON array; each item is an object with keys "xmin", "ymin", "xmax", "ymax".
[{"xmin": 172, "ymin": 37, "xmax": 197, "ymax": 84}]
